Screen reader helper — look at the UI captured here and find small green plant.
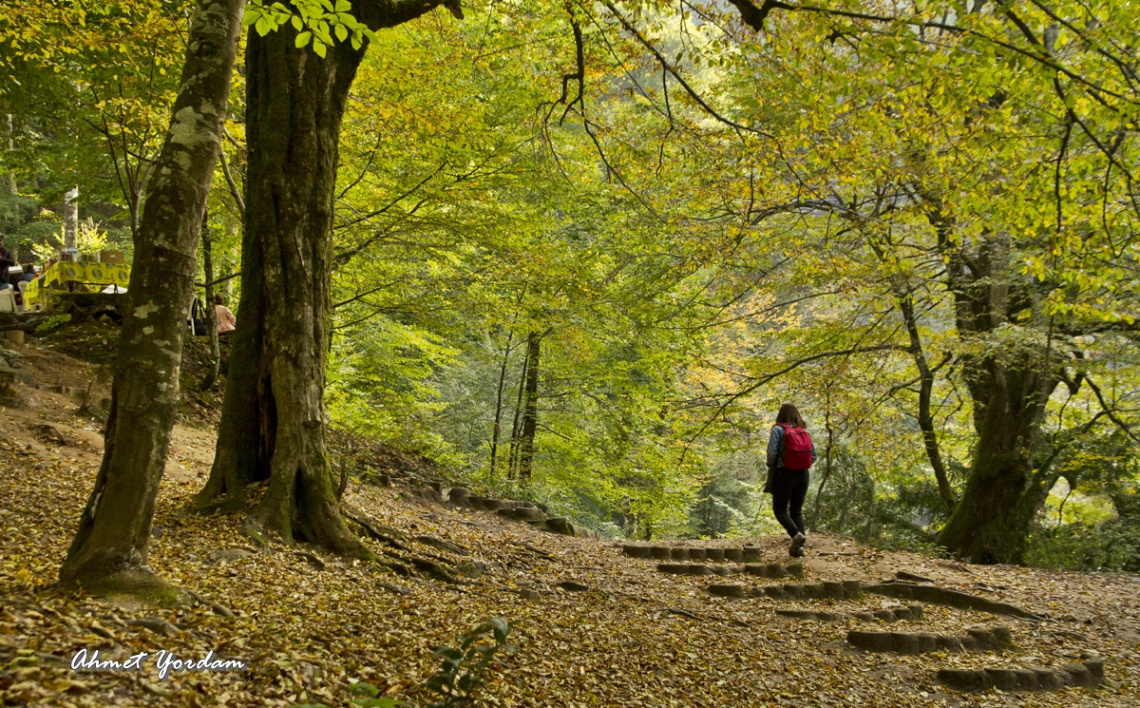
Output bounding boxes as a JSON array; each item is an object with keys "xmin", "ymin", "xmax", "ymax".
[
  {"xmin": 425, "ymin": 618, "xmax": 514, "ymax": 708},
  {"xmin": 35, "ymin": 313, "xmax": 71, "ymax": 333},
  {"xmin": 345, "ymin": 681, "xmax": 401, "ymax": 707},
  {"xmin": 293, "ymin": 681, "xmax": 400, "ymax": 708}
]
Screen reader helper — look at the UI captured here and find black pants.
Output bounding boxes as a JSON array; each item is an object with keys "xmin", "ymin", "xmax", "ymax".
[{"xmin": 771, "ymin": 467, "xmax": 809, "ymax": 538}]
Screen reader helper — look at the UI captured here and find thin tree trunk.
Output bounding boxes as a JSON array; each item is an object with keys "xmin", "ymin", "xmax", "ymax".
[
  {"xmin": 63, "ymin": 186, "xmax": 78, "ymax": 251},
  {"xmin": 809, "ymin": 389, "xmax": 834, "ymax": 530},
  {"xmin": 897, "ymin": 291, "xmax": 956, "ymax": 510},
  {"xmin": 489, "ymin": 329, "xmax": 514, "ymax": 479},
  {"xmin": 58, "ymin": 0, "xmax": 245, "ymax": 598},
  {"xmin": 2, "ymin": 115, "xmax": 15, "ymax": 194},
  {"xmin": 507, "ymin": 339, "xmax": 531, "ymax": 480},
  {"xmin": 200, "ymin": 220, "xmax": 221, "ymax": 390},
  {"xmin": 517, "ymin": 333, "xmax": 541, "ymax": 481},
  {"xmin": 867, "ymin": 227, "xmax": 957, "ymax": 511}
]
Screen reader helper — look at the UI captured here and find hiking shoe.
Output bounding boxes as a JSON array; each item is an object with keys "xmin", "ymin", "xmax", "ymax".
[
  {"xmin": 790, "ymin": 546, "xmax": 806, "ymax": 558},
  {"xmin": 789, "ymin": 532, "xmax": 806, "ymax": 556}
]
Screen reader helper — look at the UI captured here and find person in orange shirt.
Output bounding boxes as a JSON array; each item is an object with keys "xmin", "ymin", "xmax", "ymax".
[{"xmin": 214, "ymin": 293, "xmax": 236, "ymax": 333}]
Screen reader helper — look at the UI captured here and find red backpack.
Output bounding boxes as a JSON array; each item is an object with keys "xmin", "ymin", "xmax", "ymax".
[{"xmin": 780, "ymin": 424, "xmax": 814, "ymax": 470}]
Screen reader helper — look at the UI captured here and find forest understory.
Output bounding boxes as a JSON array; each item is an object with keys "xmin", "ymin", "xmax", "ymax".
[{"xmin": 0, "ymin": 336, "xmax": 1138, "ymax": 708}]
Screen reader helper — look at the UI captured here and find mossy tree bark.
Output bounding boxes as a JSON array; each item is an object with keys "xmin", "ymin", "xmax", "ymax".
[
  {"xmin": 927, "ymin": 209, "xmax": 1061, "ymax": 564},
  {"xmin": 937, "ymin": 360, "xmax": 1055, "ymax": 563},
  {"xmin": 198, "ymin": 0, "xmax": 463, "ymax": 553},
  {"xmin": 58, "ymin": 0, "xmax": 245, "ymax": 596}
]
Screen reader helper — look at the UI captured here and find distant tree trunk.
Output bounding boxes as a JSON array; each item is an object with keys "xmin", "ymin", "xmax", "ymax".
[
  {"xmin": 200, "ymin": 220, "xmax": 221, "ymax": 390},
  {"xmin": 198, "ymin": 0, "xmax": 462, "ymax": 553},
  {"xmin": 517, "ymin": 333, "xmax": 542, "ymax": 480},
  {"xmin": 809, "ymin": 390, "xmax": 834, "ymax": 531},
  {"xmin": 63, "ymin": 186, "xmax": 78, "ymax": 251},
  {"xmin": 58, "ymin": 0, "xmax": 245, "ymax": 598},
  {"xmin": 896, "ymin": 290, "xmax": 956, "ymax": 510},
  {"xmin": 866, "ymin": 229, "xmax": 957, "ymax": 511},
  {"xmin": 507, "ymin": 340, "xmax": 531, "ymax": 480},
  {"xmin": 2, "ymin": 115, "xmax": 14, "ymax": 194},
  {"xmin": 488, "ymin": 330, "xmax": 514, "ymax": 478}
]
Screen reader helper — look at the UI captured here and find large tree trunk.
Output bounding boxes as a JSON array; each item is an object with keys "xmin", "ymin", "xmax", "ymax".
[
  {"xmin": 937, "ymin": 358, "xmax": 1054, "ymax": 563},
  {"xmin": 199, "ymin": 0, "xmax": 461, "ymax": 553},
  {"xmin": 200, "ymin": 26, "xmax": 366, "ymax": 554},
  {"xmin": 926, "ymin": 207, "xmax": 1059, "ymax": 564},
  {"xmin": 58, "ymin": 0, "xmax": 245, "ymax": 598},
  {"xmin": 195, "ymin": 201, "xmax": 270, "ymax": 506}
]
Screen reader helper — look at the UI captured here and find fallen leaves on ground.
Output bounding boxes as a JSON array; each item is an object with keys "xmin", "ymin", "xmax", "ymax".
[{"xmin": 0, "ymin": 380, "xmax": 1138, "ymax": 706}]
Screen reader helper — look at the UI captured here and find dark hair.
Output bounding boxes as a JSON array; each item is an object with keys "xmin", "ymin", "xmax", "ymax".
[
  {"xmin": 214, "ymin": 293, "xmax": 224, "ymax": 305},
  {"xmin": 776, "ymin": 403, "xmax": 806, "ymax": 428},
  {"xmin": 22, "ymin": 264, "xmax": 34, "ymax": 273}
]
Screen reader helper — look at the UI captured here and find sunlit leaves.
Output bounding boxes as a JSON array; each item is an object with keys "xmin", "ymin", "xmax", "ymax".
[{"xmin": 244, "ymin": 0, "xmax": 372, "ymax": 55}]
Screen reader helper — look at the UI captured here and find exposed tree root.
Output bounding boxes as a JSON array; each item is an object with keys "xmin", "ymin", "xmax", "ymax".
[{"xmin": 62, "ymin": 568, "xmax": 192, "ymax": 608}]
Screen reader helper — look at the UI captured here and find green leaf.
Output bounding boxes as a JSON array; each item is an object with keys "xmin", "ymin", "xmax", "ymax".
[
  {"xmin": 351, "ymin": 700, "xmax": 400, "ymax": 708},
  {"xmin": 291, "ymin": 15, "xmax": 303, "ymax": 30},
  {"xmin": 335, "ymin": 24, "xmax": 348, "ymax": 42},
  {"xmin": 254, "ymin": 16, "xmax": 272, "ymax": 36},
  {"xmin": 313, "ymin": 40, "xmax": 327, "ymax": 58},
  {"xmin": 488, "ymin": 617, "xmax": 509, "ymax": 642},
  {"xmin": 295, "ymin": 31, "xmax": 311, "ymax": 48},
  {"xmin": 335, "ymin": 0, "xmax": 351, "ymax": 10},
  {"xmin": 315, "ymin": 20, "xmax": 332, "ymax": 44},
  {"xmin": 349, "ymin": 682, "xmax": 380, "ymax": 698}
]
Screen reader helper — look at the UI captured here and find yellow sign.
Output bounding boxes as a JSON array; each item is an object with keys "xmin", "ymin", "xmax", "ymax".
[{"xmin": 24, "ymin": 261, "xmax": 131, "ymax": 309}]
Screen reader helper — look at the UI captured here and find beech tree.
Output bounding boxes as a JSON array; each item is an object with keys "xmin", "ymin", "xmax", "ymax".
[
  {"xmin": 58, "ymin": 0, "xmax": 246, "ymax": 596},
  {"xmin": 708, "ymin": 0, "xmax": 1140, "ymax": 562},
  {"xmin": 197, "ymin": 0, "xmax": 465, "ymax": 554}
]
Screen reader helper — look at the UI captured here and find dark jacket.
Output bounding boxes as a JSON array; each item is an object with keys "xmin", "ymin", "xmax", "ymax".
[
  {"xmin": 763, "ymin": 425, "xmax": 818, "ymax": 493},
  {"xmin": 0, "ymin": 247, "xmax": 13, "ymax": 284}
]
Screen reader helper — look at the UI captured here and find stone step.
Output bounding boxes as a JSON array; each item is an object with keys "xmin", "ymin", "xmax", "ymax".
[
  {"xmin": 847, "ymin": 625, "xmax": 1013, "ymax": 654},
  {"xmin": 622, "ymin": 544, "xmax": 764, "ymax": 563},
  {"xmin": 777, "ymin": 604, "xmax": 923, "ymax": 623},
  {"xmin": 937, "ymin": 659, "xmax": 1104, "ymax": 692}
]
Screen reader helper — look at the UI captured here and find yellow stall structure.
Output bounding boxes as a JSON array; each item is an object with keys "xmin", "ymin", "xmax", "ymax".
[{"xmin": 24, "ymin": 261, "xmax": 131, "ymax": 310}]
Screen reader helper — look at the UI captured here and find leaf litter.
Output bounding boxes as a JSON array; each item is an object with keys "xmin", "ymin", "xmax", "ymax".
[{"xmin": 0, "ymin": 346, "xmax": 1138, "ymax": 707}]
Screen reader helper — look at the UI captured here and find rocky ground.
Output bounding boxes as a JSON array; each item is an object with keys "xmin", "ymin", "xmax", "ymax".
[{"xmin": 0, "ymin": 336, "xmax": 1138, "ymax": 707}]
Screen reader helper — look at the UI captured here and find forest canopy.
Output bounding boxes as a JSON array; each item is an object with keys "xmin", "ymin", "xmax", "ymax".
[{"xmin": 1, "ymin": 0, "xmax": 1137, "ymax": 575}]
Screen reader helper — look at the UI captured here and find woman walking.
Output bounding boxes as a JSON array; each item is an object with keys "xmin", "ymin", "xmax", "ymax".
[{"xmin": 765, "ymin": 403, "xmax": 816, "ymax": 557}]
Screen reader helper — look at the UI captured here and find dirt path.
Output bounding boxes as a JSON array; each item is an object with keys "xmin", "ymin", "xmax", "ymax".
[{"xmin": 0, "ymin": 339, "xmax": 1137, "ymax": 707}]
